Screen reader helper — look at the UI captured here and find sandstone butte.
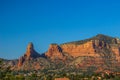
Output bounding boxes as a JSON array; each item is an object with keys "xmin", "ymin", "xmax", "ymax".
[
  {"xmin": 17, "ymin": 34, "xmax": 120, "ymax": 70},
  {"xmin": 45, "ymin": 39, "xmax": 120, "ymax": 60}
]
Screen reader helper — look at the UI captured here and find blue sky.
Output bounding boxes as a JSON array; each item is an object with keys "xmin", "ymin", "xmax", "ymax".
[{"xmin": 0, "ymin": 0, "xmax": 120, "ymax": 59}]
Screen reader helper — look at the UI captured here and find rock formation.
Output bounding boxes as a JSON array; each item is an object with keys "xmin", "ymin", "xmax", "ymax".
[
  {"xmin": 18, "ymin": 42, "xmax": 41, "ymax": 67},
  {"xmin": 44, "ymin": 34, "xmax": 120, "ymax": 72},
  {"xmin": 25, "ymin": 42, "xmax": 41, "ymax": 59},
  {"xmin": 14, "ymin": 34, "xmax": 120, "ymax": 72},
  {"xmin": 61, "ymin": 40, "xmax": 98, "ymax": 57},
  {"xmin": 45, "ymin": 34, "xmax": 118, "ymax": 58},
  {"xmin": 45, "ymin": 44, "xmax": 64, "ymax": 60}
]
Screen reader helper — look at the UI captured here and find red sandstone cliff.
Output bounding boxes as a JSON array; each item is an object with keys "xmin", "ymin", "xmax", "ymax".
[
  {"xmin": 44, "ymin": 37, "xmax": 120, "ymax": 73},
  {"xmin": 45, "ymin": 34, "xmax": 120, "ymax": 64},
  {"xmin": 61, "ymin": 40, "xmax": 97, "ymax": 57}
]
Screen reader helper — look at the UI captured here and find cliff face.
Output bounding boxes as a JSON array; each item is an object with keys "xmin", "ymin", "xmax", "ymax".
[
  {"xmin": 61, "ymin": 40, "xmax": 97, "ymax": 57},
  {"xmin": 111, "ymin": 46, "xmax": 120, "ymax": 56},
  {"xmin": 44, "ymin": 34, "xmax": 120, "ymax": 72},
  {"xmin": 111, "ymin": 45, "xmax": 120, "ymax": 62},
  {"xmin": 45, "ymin": 34, "xmax": 120, "ymax": 59},
  {"xmin": 61, "ymin": 40, "xmax": 115, "ymax": 57}
]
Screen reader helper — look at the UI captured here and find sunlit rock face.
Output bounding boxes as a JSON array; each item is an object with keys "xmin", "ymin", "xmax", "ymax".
[
  {"xmin": 44, "ymin": 34, "xmax": 120, "ymax": 72},
  {"xmin": 60, "ymin": 34, "xmax": 120, "ymax": 58},
  {"xmin": 45, "ymin": 34, "xmax": 120, "ymax": 61},
  {"xmin": 61, "ymin": 41, "xmax": 98, "ymax": 57}
]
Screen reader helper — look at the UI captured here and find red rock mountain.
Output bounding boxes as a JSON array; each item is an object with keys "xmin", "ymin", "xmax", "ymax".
[
  {"xmin": 13, "ymin": 34, "xmax": 120, "ymax": 72},
  {"xmin": 44, "ymin": 34, "xmax": 120, "ymax": 72},
  {"xmin": 45, "ymin": 34, "xmax": 120, "ymax": 59}
]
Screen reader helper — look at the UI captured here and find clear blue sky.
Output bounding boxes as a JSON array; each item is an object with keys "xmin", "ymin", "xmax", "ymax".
[{"xmin": 0, "ymin": 0, "xmax": 120, "ymax": 59}]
